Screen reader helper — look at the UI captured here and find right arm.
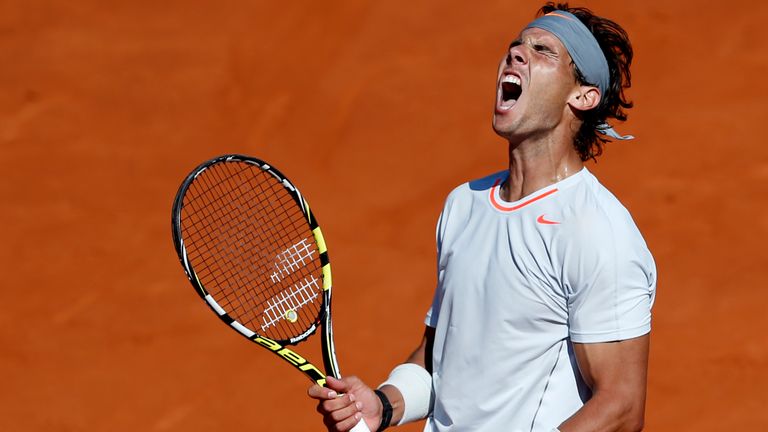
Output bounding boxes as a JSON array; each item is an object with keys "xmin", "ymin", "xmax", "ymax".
[
  {"xmin": 307, "ymin": 326, "xmax": 435, "ymax": 431},
  {"xmin": 377, "ymin": 326, "xmax": 434, "ymax": 427}
]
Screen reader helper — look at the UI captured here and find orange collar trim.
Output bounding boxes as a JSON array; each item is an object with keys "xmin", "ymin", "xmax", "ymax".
[{"xmin": 489, "ymin": 178, "xmax": 559, "ymax": 212}]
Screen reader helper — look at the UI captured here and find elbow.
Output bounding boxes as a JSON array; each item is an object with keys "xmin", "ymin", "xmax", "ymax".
[
  {"xmin": 597, "ymin": 392, "xmax": 645, "ymax": 432},
  {"xmin": 617, "ymin": 399, "xmax": 645, "ymax": 432}
]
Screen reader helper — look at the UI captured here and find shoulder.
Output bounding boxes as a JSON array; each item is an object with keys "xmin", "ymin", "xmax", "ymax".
[
  {"xmin": 559, "ymin": 170, "xmax": 643, "ymax": 241},
  {"xmin": 436, "ymin": 170, "xmax": 505, "ymax": 239},
  {"xmin": 556, "ymin": 174, "xmax": 657, "ymax": 342},
  {"xmin": 553, "ymin": 170, "xmax": 654, "ymax": 272},
  {"xmin": 441, "ymin": 170, "xmax": 506, "ymax": 212}
]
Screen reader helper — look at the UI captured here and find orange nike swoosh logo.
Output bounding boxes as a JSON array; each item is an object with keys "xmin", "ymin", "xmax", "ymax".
[{"xmin": 537, "ymin": 215, "xmax": 560, "ymax": 225}]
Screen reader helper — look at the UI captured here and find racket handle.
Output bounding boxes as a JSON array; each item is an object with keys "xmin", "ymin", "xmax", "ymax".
[{"xmin": 350, "ymin": 418, "xmax": 371, "ymax": 432}]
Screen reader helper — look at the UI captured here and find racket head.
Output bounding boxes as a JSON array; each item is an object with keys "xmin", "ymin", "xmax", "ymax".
[{"xmin": 171, "ymin": 154, "xmax": 333, "ymax": 349}]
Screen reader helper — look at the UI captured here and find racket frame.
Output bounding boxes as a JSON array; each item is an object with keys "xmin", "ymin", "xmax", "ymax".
[{"xmin": 171, "ymin": 154, "xmax": 341, "ymax": 386}]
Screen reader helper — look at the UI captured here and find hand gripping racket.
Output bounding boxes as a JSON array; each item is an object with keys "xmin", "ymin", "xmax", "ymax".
[{"xmin": 171, "ymin": 154, "xmax": 370, "ymax": 432}]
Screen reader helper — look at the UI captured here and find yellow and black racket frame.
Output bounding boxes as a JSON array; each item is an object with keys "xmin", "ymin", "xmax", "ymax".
[{"xmin": 171, "ymin": 154, "xmax": 340, "ymax": 386}]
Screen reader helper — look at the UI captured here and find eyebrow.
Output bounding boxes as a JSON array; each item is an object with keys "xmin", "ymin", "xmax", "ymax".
[{"xmin": 509, "ymin": 37, "xmax": 557, "ymax": 53}]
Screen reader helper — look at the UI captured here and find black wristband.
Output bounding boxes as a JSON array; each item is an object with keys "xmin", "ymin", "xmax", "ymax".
[{"xmin": 374, "ymin": 389, "xmax": 393, "ymax": 432}]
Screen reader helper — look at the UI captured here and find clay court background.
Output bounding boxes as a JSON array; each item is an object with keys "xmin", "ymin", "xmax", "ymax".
[{"xmin": 2, "ymin": 0, "xmax": 766, "ymax": 430}]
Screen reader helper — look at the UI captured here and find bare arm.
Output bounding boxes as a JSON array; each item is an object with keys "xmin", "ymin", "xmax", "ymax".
[
  {"xmin": 307, "ymin": 326, "xmax": 435, "ymax": 431},
  {"xmin": 558, "ymin": 334, "xmax": 649, "ymax": 432},
  {"xmin": 378, "ymin": 326, "xmax": 435, "ymax": 425}
]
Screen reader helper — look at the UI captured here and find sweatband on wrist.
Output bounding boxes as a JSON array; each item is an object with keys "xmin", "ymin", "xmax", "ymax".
[
  {"xmin": 378, "ymin": 363, "xmax": 433, "ymax": 425},
  {"xmin": 373, "ymin": 390, "xmax": 393, "ymax": 431}
]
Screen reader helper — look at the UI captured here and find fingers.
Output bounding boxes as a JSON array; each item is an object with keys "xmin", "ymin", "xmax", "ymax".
[
  {"xmin": 324, "ymin": 375, "xmax": 352, "ymax": 392},
  {"xmin": 313, "ymin": 390, "xmax": 363, "ymax": 432},
  {"xmin": 318, "ymin": 391, "xmax": 359, "ymax": 415},
  {"xmin": 307, "ymin": 376, "xmax": 361, "ymax": 400},
  {"xmin": 308, "ymin": 377, "xmax": 369, "ymax": 432},
  {"xmin": 307, "ymin": 383, "xmax": 337, "ymax": 400},
  {"xmin": 321, "ymin": 393, "xmax": 362, "ymax": 422},
  {"xmin": 332, "ymin": 412, "xmax": 364, "ymax": 432}
]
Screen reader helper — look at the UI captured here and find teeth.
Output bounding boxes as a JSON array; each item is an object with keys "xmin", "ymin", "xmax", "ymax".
[{"xmin": 502, "ymin": 75, "xmax": 520, "ymax": 85}]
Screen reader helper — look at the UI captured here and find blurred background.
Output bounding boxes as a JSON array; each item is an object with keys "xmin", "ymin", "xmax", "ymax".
[{"xmin": 1, "ymin": 0, "xmax": 766, "ymax": 430}]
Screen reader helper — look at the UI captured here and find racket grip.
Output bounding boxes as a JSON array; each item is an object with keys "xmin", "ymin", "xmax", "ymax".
[{"xmin": 350, "ymin": 418, "xmax": 371, "ymax": 432}]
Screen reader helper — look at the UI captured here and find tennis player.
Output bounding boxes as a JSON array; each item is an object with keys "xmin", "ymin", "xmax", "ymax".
[{"xmin": 309, "ymin": 3, "xmax": 656, "ymax": 431}]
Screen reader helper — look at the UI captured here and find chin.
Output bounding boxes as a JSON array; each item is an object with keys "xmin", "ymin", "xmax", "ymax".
[
  {"xmin": 492, "ymin": 125, "xmax": 514, "ymax": 141},
  {"xmin": 492, "ymin": 115, "xmax": 515, "ymax": 139}
]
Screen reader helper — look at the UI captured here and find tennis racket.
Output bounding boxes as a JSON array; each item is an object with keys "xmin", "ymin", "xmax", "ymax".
[{"xmin": 171, "ymin": 154, "xmax": 370, "ymax": 432}]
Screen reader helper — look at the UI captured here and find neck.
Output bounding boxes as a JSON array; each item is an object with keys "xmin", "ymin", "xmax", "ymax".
[{"xmin": 501, "ymin": 132, "xmax": 584, "ymax": 202}]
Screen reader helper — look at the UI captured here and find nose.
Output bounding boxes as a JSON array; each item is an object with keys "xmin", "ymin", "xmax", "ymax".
[{"xmin": 506, "ymin": 45, "xmax": 527, "ymax": 66}]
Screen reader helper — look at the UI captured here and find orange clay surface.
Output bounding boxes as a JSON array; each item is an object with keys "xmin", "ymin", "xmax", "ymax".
[{"xmin": 1, "ymin": 1, "xmax": 767, "ymax": 431}]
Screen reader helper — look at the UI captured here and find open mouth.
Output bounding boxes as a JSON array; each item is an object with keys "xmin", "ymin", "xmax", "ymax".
[{"xmin": 499, "ymin": 74, "xmax": 522, "ymax": 109}]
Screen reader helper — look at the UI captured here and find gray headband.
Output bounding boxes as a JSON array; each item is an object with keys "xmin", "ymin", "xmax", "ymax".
[{"xmin": 526, "ymin": 11, "xmax": 633, "ymax": 140}]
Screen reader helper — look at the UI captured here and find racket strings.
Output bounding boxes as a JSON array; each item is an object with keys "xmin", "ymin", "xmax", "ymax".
[
  {"xmin": 205, "ymin": 164, "xmax": 317, "ymax": 333},
  {"xmin": 180, "ymin": 161, "xmax": 324, "ymax": 342},
  {"xmin": 188, "ymin": 165, "xmax": 319, "ymax": 339},
  {"xmin": 186, "ymin": 168, "xmax": 267, "ymax": 311}
]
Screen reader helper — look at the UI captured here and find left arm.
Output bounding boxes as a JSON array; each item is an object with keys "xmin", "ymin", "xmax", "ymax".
[{"xmin": 558, "ymin": 334, "xmax": 649, "ymax": 432}]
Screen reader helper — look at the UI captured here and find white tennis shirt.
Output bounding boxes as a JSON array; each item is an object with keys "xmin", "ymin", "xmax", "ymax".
[{"xmin": 423, "ymin": 168, "xmax": 656, "ymax": 432}]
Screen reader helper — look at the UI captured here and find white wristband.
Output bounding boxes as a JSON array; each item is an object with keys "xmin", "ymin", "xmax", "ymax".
[{"xmin": 379, "ymin": 363, "xmax": 433, "ymax": 425}]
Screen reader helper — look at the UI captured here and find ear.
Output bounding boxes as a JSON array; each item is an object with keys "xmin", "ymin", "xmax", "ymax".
[{"xmin": 568, "ymin": 86, "xmax": 601, "ymax": 112}]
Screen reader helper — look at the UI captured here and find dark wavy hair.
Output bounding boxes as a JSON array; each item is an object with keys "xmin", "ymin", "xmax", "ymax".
[{"xmin": 538, "ymin": 3, "xmax": 633, "ymax": 161}]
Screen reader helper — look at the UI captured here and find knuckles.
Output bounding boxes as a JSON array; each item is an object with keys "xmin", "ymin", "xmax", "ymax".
[
  {"xmin": 315, "ymin": 395, "xmax": 358, "ymax": 431},
  {"xmin": 330, "ymin": 408, "xmax": 351, "ymax": 422}
]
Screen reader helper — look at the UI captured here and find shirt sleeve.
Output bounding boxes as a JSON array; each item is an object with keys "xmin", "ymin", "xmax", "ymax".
[
  {"xmin": 424, "ymin": 204, "xmax": 447, "ymax": 328},
  {"xmin": 424, "ymin": 185, "xmax": 467, "ymax": 328},
  {"xmin": 560, "ymin": 205, "xmax": 656, "ymax": 343}
]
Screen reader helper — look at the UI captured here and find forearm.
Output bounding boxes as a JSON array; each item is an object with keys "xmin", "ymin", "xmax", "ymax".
[
  {"xmin": 375, "ymin": 326, "xmax": 435, "ymax": 428},
  {"xmin": 404, "ymin": 326, "xmax": 433, "ymax": 371},
  {"xmin": 376, "ymin": 365, "xmax": 433, "ymax": 428},
  {"xmin": 558, "ymin": 390, "xmax": 645, "ymax": 432}
]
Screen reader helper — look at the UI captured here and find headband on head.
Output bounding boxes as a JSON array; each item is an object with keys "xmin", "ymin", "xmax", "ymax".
[{"xmin": 526, "ymin": 11, "xmax": 633, "ymax": 140}]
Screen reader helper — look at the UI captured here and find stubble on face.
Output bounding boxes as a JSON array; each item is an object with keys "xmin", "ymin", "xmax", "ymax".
[{"xmin": 492, "ymin": 28, "xmax": 580, "ymax": 143}]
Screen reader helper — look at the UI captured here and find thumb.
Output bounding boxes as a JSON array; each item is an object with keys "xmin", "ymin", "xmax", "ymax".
[{"xmin": 324, "ymin": 376, "xmax": 351, "ymax": 393}]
